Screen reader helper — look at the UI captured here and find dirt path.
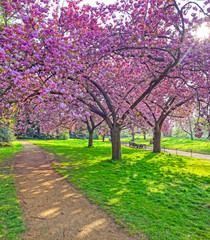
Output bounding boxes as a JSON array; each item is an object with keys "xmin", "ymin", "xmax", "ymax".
[{"xmin": 14, "ymin": 141, "xmax": 144, "ymax": 240}]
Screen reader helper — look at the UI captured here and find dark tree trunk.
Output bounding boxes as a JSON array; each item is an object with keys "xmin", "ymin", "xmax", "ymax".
[
  {"xmin": 111, "ymin": 126, "xmax": 121, "ymax": 159},
  {"xmin": 207, "ymin": 130, "xmax": 210, "ymax": 140},
  {"xmin": 56, "ymin": 130, "xmax": 59, "ymax": 139},
  {"xmin": 102, "ymin": 135, "xmax": 105, "ymax": 142},
  {"xmin": 143, "ymin": 133, "xmax": 146, "ymax": 140},
  {"xmin": 189, "ymin": 119, "xmax": 194, "ymax": 140},
  {"xmin": 132, "ymin": 132, "xmax": 135, "ymax": 142},
  {"xmin": 153, "ymin": 124, "xmax": 161, "ymax": 153},
  {"xmin": 190, "ymin": 132, "xmax": 194, "ymax": 140},
  {"xmin": 88, "ymin": 130, "xmax": 93, "ymax": 148}
]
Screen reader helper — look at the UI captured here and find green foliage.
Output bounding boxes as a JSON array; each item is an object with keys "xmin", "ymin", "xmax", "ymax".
[
  {"xmin": 31, "ymin": 139, "xmax": 210, "ymax": 240},
  {"xmin": 16, "ymin": 127, "xmax": 55, "ymax": 140},
  {"xmin": 70, "ymin": 132, "xmax": 86, "ymax": 139},
  {"xmin": 86, "ymin": 132, "xmax": 99, "ymax": 140},
  {"xmin": 93, "ymin": 133, "xmax": 99, "ymax": 140},
  {"xmin": 0, "ymin": 126, "xmax": 15, "ymax": 143},
  {"xmin": 0, "ymin": 5, "xmax": 4, "ymax": 25},
  {"xmin": 57, "ymin": 132, "xmax": 69, "ymax": 140},
  {"xmin": 173, "ymin": 127, "xmax": 188, "ymax": 138},
  {"xmin": 16, "ymin": 128, "xmax": 36, "ymax": 139},
  {"xmin": 0, "ymin": 141, "xmax": 25, "ymax": 239}
]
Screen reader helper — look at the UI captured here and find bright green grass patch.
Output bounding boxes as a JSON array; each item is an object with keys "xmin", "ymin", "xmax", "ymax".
[
  {"xmin": 121, "ymin": 137, "xmax": 210, "ymax": 154},
  {"xmin": 0, "ymin": 141, "xmax": 25, "ymax": 240},
  {"xmin": 31, "ymin": 139, "xmax": 210, "ymax": 240},
  {"xmin": 161, "ymin": 138, "xmax": 210, "ymax": 155}
]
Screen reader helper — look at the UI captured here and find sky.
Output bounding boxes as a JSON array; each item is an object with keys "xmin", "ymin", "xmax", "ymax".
[
  {"xmin": 80, "ymin": 0, "xmax": 116, "ymax": 6},
  {"xmin": 59, "ymin": 0, "xmax": 206, "ymax": 8},
  {"xmin": 60, "ymin": 0, "xmax": 117, "ymax": 8},
  {"xmin": 81, "ymin": 0, "xmax": 206, "ymax": 7},
  {"xmin": 79, "ymin": 0, "xmax": 208, "ymax": 39}
]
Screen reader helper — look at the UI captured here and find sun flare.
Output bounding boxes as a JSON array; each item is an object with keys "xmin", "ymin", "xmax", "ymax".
[{"xmin": 197, "ymin": 24, "xmax": 209, "ymax": 40}]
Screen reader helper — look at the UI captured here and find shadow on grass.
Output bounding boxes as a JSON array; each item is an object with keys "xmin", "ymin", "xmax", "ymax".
[{"xmin": 32, "ymin": 139, "xmax": 210, "ymax": 240}]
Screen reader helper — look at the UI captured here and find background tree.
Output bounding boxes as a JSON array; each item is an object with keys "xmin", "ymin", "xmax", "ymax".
[
  {"xmin": 96, "ymin": 123, "xmax": 110, "ymax": 142},
  {"xmin": 82, "ymin": 114, "xmax": 104, "ymax": 147}
]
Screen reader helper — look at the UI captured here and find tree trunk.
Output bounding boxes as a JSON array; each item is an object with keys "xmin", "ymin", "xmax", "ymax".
[
  {"xmin": 153, "ymin": 125, "xmax": 161, "ymax": 153},
  {"xmin": 88, "ymin": 130, "xmax": 93, "ymax": 148},
  {"xmin": 132, "ymin": 132, "xmax": 135, "ymax": 142},
  {"xmin": 190, "ymin": 132, "xmax": 194, "ymax": 140},
  {"xmin": 207, "ymin": 130, "xmax": 210, "ymax": 140},
  {"xmin": 143, "ymin": 133, "xmax": 146, "ymax": 140},
  {"xmin": 102, "ymin": 135, "xmax": 105, "ymax": 142},
  {"xmin": 111, "ymin": 126, "xmax": 121, "ymax": 159},
  {"xmin": 189, "ymin": 119, "xmax": 194, "ymax": 140}
]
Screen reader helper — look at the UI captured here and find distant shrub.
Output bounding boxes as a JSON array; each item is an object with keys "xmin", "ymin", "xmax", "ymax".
[
  {"xmin": 70, "ymin": 132, "xmax": 87, "ymax": 139},
  {"xmin": 0, "ymin": 126, "xmax": 15, "ymax": 143},
  {"xmin": 93, "ymin": 133, "xmax": 99, "ymax": 140},
  {"xmin": 57, "ymin": 132, "xmax": 69, "ymax": 140},
  {"xmin": 16, "ymin": 127, "xmax": 56, "ymax": 140},
  {"xmin": 86, "ymin": 133, "xmax": 99, "ymax": 140}
]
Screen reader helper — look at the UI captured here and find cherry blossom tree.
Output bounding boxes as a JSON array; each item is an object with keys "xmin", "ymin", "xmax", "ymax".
[
  {"xmin": 195, "ymin": 75, "xmax": 210, "ymax": 139},
  {"xmin": 177, "ymin": 116, "xmax": 196, "ymax": 140},
  {"xmin": 68, "ymin": 0, "xmax": 209, "ymax": 157},
  {"xmin": 96, "ymin": 123, "xmax": 110, "ymax": 142},
  {"xmin": 1, "ymin": 0, "xmax": 209, "ymax": 159},
  {"xmin": 0, "ymin": 0, "xmax": 91, "ymax": 118},
  {"xmin": 135, "ymin": 74, "xmax": 198, "ymax": 152},
  {"xmin": 81, "ymin": 114, "xmax": 104, "ymax": 147}
]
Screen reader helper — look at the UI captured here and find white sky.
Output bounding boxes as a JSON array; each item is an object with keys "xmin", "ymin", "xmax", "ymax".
[
  {"xmin": 79, "ymin": 0, "xmax": 208, "ymax": 39},
  {"xmin": 59, "ymin": 0, "xmax": 206, "ymax": 8},
  {"xmin": 81, "ymin": 0, "xmax": 117, "ymax": 6},
  {"xmin": 81, "ymin": 0, "xmax": 206, "ymax": 7}
]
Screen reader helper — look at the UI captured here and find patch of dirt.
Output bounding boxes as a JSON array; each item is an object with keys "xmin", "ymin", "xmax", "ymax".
[{"xmin": 14, "ymin": 141, "xmax": 146, "ymax": 240}]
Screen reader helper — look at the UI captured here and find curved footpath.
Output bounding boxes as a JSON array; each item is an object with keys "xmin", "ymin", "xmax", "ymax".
[
  {"xmin": 121, "ymin": 142, "xmax": 210, "ymax": 160},
  {"xmin": 14, "ymin": 141, "xmax": 144, "ymax": 240}
]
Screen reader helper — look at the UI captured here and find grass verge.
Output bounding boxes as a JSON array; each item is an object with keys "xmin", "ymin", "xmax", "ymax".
[
  {"xmin": 0, "ymin": 141, "xmax": 25, "ymax": 240},
  {"xmin": 121, "ymin": 137, "xmax": 210, "ymax": 155},
  {"xmin": 31, "ymin": 139, "xmax": 210, "ymax": 240}
]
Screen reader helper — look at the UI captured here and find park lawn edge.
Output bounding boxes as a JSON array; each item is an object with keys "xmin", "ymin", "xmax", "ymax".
[
  {"xmin": 0, "ymin": 141, "xmax": 25, "ymax": 240},
  {"xmin": 121, "ymin": 137, "xmax": 210, "ymax": 155},
  {"xmin": 31, "ymin": 139, "xmax": 210, "ymax": 240}
]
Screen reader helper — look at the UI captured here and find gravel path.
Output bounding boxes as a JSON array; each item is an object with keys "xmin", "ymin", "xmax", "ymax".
[{"xmin": 14, "ymin": 141, "xmax": 144, "ymax": 240}]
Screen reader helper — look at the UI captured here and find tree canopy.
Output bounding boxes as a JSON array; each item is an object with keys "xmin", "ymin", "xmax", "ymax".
[{"xmin": 0, "ymin": 0, "xmax": 209, "ymax": 158}]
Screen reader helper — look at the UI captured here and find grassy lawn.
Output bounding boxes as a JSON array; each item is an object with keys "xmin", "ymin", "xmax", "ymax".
[
  {"xmin": 121, "ymin": 137, "xmax": 210, "ymax": 155},
  {"xmin": 31, "ymin": 139, "xmax": 210, "ymax": 240},
  {"xmin": 0, "ymin": 141, "xmax": 25, "ymax": 240}
]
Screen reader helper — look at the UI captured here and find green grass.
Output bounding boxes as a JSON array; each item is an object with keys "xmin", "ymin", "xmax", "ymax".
[
  {"xmin": 0, "ymin": 141, "xmax": 25, "ymax": 240},
  {"xmin": 121, "ymin": 137, "xmax": 210, "ymax": 154},
  {"xmin": 31, "ymin": 139, "xmax": 210, "ymax": 240}
]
